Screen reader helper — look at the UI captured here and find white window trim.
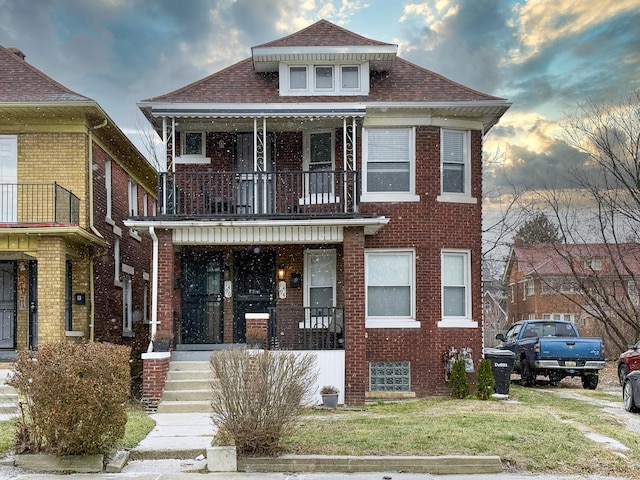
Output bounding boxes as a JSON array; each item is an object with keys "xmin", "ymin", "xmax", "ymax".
[
  {"xmin": 361, "ymin": 126, "xmax": 420, "ymax": 203},
  {"xmin": 105, "ymin": 159, "xmax": 113, "ymax": 223},
  {"xmin": 122, "ymin": 274, "xmax": 133, "ymax": 336},
  {"xmin": 175, "ymin": 131, "xmax": 211, "ymax": 164},
  {"xmin": 114, "ymin": 236, "xmax": 123, "ymax": 288},
  {"xmin": 365, "ymin": 248, "xmax": 418, "ymax": 329},
  {"xmin": 279, "ymin": 62, "xmax": 369, "ymax": 96},
  {"xmin": 314, "ymin": 65, "xmax": 334, "ymax": 92},
  {"xmin": 128, "ymin": 178, "xmax": 138, "ymax": 217},
  {"xmin": 438, "ymin": 249, "xmax": 477, "ymax": 328},
  {"xmin": 300, "ymin": 249, "xmax": 337, "ymax": 329},
  {"xmin": 437, "ymin": 129, "xmax": 476, "ymax": 204},
  {"xmin": 143, "ymin": 192, "xmax": 148, "ymax": 216},
  {"xmin": 299, "ymin": 129, "xmax": 340, "ymax": 205}
]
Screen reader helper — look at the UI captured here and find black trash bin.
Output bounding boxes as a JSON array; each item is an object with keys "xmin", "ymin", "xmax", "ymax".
[{"xmin": 483, "ymin": 348, "xmax": 516, "ymax": 395}]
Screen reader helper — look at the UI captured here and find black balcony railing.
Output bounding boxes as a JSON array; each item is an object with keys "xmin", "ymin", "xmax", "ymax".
[
  {"xmin": 267, "ymin": 306, "xmax": 344, "ymax": 350},
  {"xmin": 0, "ymin": 183, "xmax": 80, "ymax": 224},
  {"xmin": 158, "ymin": 170, "xmax": 359, "ymax": 217}
]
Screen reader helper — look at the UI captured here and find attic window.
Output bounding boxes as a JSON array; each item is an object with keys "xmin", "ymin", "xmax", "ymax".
[
  {"xmin": 585, "ymin": 259, "xmax": 602, "ymax": 271},
  {"xmin": 280, "ymin": 63, "xmax": 368, "ymax": 96}
]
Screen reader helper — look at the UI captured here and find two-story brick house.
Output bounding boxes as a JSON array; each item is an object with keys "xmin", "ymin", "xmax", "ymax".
[
  {"xmin": 504, "ymin": 243, "xmax": 640, "ymax": 345},
  {"xmin": 0, "ymin": 46, "xmax": 157, "ymax": 360},
  {"xmin": 131, "ymin": 20, "xmax": 510, "ymax": 405}
]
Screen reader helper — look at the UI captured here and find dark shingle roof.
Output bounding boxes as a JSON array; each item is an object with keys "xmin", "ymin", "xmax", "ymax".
[
  {"xmin": 144, "ymin": 47, "xmax": 503, "ymax": 104},
  {"xmin": 253, "ymin": 19, "xmax": 392, "ymax": 48},
  {"xmin": 0, "ymin": 45, "xmax": 91, "ymax": 103}
]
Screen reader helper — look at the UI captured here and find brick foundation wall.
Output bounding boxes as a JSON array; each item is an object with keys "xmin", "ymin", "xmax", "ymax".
[{"xmin": 141, "ymin": 353, "xmax": 171, "ymax": 412}]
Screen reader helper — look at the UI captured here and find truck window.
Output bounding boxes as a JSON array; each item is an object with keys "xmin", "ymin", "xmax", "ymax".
[{"xmin": 540, "ymin": 322, "xmax": 577, "ymax": 337}]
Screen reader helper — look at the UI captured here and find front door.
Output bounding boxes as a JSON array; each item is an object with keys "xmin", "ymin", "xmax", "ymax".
[
  {"xmin": 0, "ymin": 261, "xmax": 16, "ymax": 349},
  {"xmin": 233, "ymin": 250, "xmax": 275, "ymax": 343},
  {"xmin": 181, "ymin": 251, "xmax": 224, "ymax": 344},
  {"xmin": 234, "ymin": 133, "xmax": 275, "ymax": 214}
]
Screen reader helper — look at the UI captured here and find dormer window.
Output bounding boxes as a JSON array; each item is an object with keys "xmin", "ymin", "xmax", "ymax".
[{"xmin": 281, "ymin": 63, "xmax": 368, "ymax": 96}]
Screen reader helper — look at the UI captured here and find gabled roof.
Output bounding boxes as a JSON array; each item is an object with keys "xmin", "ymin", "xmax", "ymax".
[
  {"xmin": 254, "ymin": 19, "xmax": 392, "ymax": 48},
  {"xmin": 505, "ymin": 243, "xmax": 640, "ymax": 280},
  {"xmin": 0, "ymin": 45, "xmax": 91, "ymax": 103}
]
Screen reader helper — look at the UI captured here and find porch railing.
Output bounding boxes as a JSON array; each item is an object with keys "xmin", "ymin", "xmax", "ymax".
[
  {"xmin": 267, "ymin": 306, "xmax": 344, "ymax": 350},
  {"xmin": 157, "ymin": 170, "xmax": 359, "ymax": 217},
  {"xmin": 0, "ymin": 183, "xmax": 80, "ymax": 224}
]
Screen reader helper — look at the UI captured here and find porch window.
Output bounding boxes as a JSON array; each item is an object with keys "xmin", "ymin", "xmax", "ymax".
[
  {"xmin": 365, "ymin": 249, "xmax": 417, "ymax": 328},
  {"xmin": 439, "ymin": 250, "xmax": 477, "ymax": 328},
  {"xmin": 301, "ymin": 249, "xmax": 336, "ymax": 329},
  {"xmin": 362, "ymin": 127, "xmax": 418, "ymax": 202},
  {"xmin": 184, "ymin": 132, "xmax": 204, "ymax": 155},
  {"xmin": 439, "ymin": 129, "xmax": 474, "ymax": 203}
]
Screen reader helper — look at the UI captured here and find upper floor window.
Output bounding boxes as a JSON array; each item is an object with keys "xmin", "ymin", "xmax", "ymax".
[
  {"xmin": 361, "ymin": 127, "xmax": 419, "ymax": 203},
  {"xmin": 281, "ymin": 63, "xmax": 368, "ymax": 96},
  {"xmin": 128, "ymin": 179, "xmax": 138, "ymax": 216},
  {"xmin": 439, "ymin": 129, "xmax": 474, "ymax": 203},
  {"xmin": 183, "ymin": 132, "xmax": 204, "ymax": 156},
  {"xmin": 585, "ymin": 258, "xmax": 602, "ymax": 271},
  {"xmin": 301, "ymin": 130, "xmax": 336, "ymax": 202}
]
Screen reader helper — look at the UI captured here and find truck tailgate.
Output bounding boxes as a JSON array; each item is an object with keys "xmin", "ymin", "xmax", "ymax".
[{"xmin": 538, "ymin": 337, "xmax": 603, "ymax": 360}]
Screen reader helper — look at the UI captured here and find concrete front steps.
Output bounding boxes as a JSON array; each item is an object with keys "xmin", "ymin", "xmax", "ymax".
[
  {"xmin": 0, "ymin": 368, "xmax": 18, "ymax": 420},
  {"xmin": 156, "ymin": 360, "xmax": 213, "ymax": 414}
]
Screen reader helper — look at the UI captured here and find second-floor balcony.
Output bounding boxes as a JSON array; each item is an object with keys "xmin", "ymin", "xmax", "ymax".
[
  {"xmin": 158, "ymin": 170, "xmax": 360, "ymax": 218},
  {"xmin": 0, "ymin": 183, "xmax": 80, "ymax": 225}
]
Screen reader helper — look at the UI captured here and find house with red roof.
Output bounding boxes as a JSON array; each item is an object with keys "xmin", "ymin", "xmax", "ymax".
[
  {"xmin": 130, "ymin": 20, "xmax": 510, "ymax": 407},
  {"xmin": 504, "ymin": 243, "xmax": 640, "ymax": 349},
  {"xmin": 0, "ymin": 46, "xmax": 157, "ymax": 363}
]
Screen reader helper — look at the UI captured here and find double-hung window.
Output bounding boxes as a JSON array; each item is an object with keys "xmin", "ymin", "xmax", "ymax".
[
  {"xmin": 439, "ymin": 129, "xmax": 474, "ymax": 203},
  {"xmin": 301, "ymin": 250, "xmax": 336, "ymax": 329},
  {"xmin": 439, "ymin": 250, "xmax": 476, "ymax": 327},
  {"xmin": 122, "ymin": 274, "xmax": 133, "ymax": 335},
  {"xmin": 362, "ymin": 127, "xmax": 418, "ymax": 202},
  {"xmin": 302, "ymin": 130, "xmax": 335, "ymax": 203},
  {"xmin": 365, "ymin": 249, "xmax": 417, "ymax": 328},
  {"xmin": 176, "ymin": 131, "xmax": 210, "ymax": 164},
  {"xmin": 128, "ymin": 179, "xmax": 138, "ymax": 216}
]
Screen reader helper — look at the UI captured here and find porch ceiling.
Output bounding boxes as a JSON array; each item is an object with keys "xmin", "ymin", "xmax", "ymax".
[{"xmin": 126, "ymin": 217, "xmax": 389, "ymax": 245}]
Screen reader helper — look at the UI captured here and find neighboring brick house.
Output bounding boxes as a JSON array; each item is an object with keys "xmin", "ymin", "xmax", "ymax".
[
  {"xmin": 0, "ymin": 46, "xmax": 157, "ymax": 360},
  {"xmin": 504, "ymin": 243, "xmax": 640, "ymax": 344},
  {"xmin": 130, "ymin": 20, "xmax": 510, "ymax": 405}
]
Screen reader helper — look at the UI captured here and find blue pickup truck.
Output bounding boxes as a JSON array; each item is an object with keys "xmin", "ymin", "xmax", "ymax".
[{"xmin": 496, "ymin": 320, "xmax": 605, "ymax": 389}]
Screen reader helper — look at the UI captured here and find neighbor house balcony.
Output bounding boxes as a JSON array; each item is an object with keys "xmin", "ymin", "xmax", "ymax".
[
  {"xmin": 0, "ymin": 183, "xmax": 80, "ymax": 225},
  {"xmin": 157, "ymin": 170, "xmax": 360, "ymax": 218}
]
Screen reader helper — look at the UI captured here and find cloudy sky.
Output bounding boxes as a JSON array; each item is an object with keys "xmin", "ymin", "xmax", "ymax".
[{"xmin": 1, "ymin": 0, "xmax": 638, "ymax": 192}]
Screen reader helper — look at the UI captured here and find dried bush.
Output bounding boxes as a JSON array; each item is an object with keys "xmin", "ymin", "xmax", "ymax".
[
  {"xmin": 210, "ymin": 349, "xmax": 317, "ymax": 457},
  {"xmin": 475, "ymin": 358, "xmax": 495, "ymax": 400},
  {"xmin": 448, "ymin": 359, "xmax": 470, "ymax": 399},
  {"xmin": 9, "ymin": 341, "xmax": 130, "ymax": 456}
]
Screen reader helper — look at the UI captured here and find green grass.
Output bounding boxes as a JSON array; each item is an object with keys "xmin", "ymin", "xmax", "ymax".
[
  {"xmin": 285, "ymin": 386, "xmax": 640, "ymax": 476},
  {"xmin": 0, "ymin": 405, "xmax": 155, "ymax": 455}
]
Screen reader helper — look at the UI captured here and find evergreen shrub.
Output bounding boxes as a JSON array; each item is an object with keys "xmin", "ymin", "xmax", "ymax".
[{"xmin": 448, "ymin": 359, "xmax": 470, "ymax": 399}]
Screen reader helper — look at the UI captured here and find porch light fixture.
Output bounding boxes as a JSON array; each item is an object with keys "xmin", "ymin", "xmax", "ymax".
[
  {"xmin": 218, "ymin": 139, "xmax": 225, "ymax": 149},
  {"xmin": 278, "ymin": 264, "xmax": 286, "ymax": 281}
]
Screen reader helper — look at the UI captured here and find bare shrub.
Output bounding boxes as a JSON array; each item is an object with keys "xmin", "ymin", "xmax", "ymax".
[
  {"xmin": 210, "ymin": 349, "xmax": 317, "ymax": 457},
  {"xmin": 9, "ymin": 341, "xmax": 130, "ymax": 456}
]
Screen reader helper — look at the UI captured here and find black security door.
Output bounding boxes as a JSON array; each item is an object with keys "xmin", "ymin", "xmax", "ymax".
[
  {"xmin": 233, "ymin": 250, "xmax": 275, "ymax": 343},
  {"xmin": 181, "ymin": 251, "xmax": 223, "ymax": 344},
  {"xmin": 0, "ymin": 262, "xmax": 16, "ymax": 349}
]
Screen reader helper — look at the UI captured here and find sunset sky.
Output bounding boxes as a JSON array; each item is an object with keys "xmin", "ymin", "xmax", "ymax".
[{"xmin": 1, "ymin": 0, "xmax": 638, "ymax": 195}]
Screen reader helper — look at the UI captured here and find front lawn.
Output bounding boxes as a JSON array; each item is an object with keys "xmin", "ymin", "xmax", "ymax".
[{"xmin": 286, "ymin": 386, "xmax": 639, "ymax": 476}]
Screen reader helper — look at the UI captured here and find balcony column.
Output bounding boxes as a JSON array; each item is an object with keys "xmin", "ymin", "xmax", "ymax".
[
  {"xmin": 343, "ymin": 117, "xmax": 357, "ymax": 213},
  {"xmin": 36, "ymin": 237, "xmax": 67, "ymax": 343},
  {"xmin": 343, "ymin": 226, "xmax": 366, "ymax": 405}
]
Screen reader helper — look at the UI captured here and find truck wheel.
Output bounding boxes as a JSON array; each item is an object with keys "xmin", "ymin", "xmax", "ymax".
[
  {"xmin": 521, "ymin": 361, "xmax": 535, "ymax": 387},
  {"xmin": 582, "ymin": 374, "xmax": 598, "ymax": 390},
  {"xmin": 548, "ymin": 372, "xmax": 563, "ymax": 386}
]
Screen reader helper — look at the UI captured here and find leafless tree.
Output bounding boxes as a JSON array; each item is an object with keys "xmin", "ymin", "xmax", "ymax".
[{"xmin": 516, "ymin": 91, "xmax": 640, "ymax": 352}]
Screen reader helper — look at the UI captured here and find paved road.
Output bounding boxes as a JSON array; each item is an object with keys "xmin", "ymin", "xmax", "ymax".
[{"xmin": 0, "ymin": 467, "xmax": 633, "ymax": 480}]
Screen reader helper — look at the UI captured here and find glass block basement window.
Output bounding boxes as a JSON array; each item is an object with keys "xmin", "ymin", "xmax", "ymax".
[{"xmin": 369, "ymin": 361, "xmax": 410, "ymax": 391}]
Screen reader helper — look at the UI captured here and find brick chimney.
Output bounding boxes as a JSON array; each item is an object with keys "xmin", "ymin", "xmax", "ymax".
[{"xmin": 7, "ymin": 47, "xmax": 26, "ymax": 61}]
